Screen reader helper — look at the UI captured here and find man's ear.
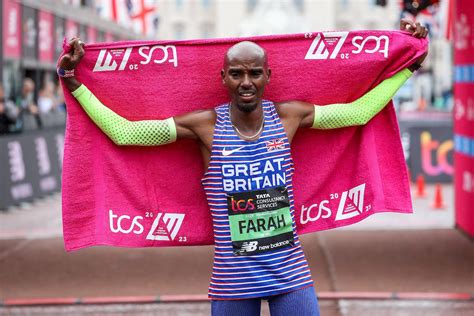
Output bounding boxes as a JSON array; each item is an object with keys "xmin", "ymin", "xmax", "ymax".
[
  {"xmin": 267, "ymin": 68, "xmax": 271, "ymax": 82},
  {"xmin": 221, "ymin": 69, "xmax": 225, "ymax": 84}
]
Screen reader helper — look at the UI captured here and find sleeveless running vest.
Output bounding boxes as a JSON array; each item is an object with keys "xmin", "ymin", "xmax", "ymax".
[{"xmin": 202, "ymin": 101, "xmax": 313, "ymax": 300}]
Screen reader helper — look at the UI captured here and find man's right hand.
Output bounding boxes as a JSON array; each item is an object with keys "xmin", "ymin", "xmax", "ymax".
[
  {"xmin": 59, "ymin": 38, "xmax": 84, "ymax": 92},
  {"xmin": 59, "ymin": 38, "xmax": 85, "ymax": 70}
]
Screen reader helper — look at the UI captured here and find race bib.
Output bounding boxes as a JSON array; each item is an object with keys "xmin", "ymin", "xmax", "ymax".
[{"xmin": 227, "ymin": 186, "xmax": 294, "ymax": 256}]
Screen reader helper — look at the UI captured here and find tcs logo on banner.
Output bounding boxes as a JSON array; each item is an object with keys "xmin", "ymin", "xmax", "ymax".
[
  {"xmin": 93, "ymin": 45, "xmax": 178, "ymax": 72},
  {"xmin": 108, "ymin": 209, "xmax": 186, "ymax": 242},
  {"xmin": 304, "ymin": 32, "xmax": 389, "ymax": 60},
  {"xmin": 300, "ymin": 184, "xmax": 369, "ymax": 224}
]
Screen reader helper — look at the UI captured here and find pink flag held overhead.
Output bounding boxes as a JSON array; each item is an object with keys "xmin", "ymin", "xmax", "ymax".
[{"xmin": 60, "ymin": 31, "xmax": 428, "ymax": 251}]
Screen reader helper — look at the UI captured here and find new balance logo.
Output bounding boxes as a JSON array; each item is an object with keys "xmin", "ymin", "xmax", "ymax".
[
  {"xmin": 93, "ymin": 48, "xmax": 133, "ymax": 72},
  {"xmin": 304, "ymin": 32, "xmax": 349, "ymax": 60},
  {"xmin": 335, "ymin": 183, "xmax": 366, "ymax": 221},
  {"xmin": 146, "ymin": 213, "xmax": 185, "ymax": 241},
  {"xmin": 241, "ymin": 241, "xmax": 258, "ymax": 252}
]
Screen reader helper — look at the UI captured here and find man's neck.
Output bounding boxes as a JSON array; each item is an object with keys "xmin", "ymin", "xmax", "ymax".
[{"xmin": 230, "ymin": 102, "xmax": 264, "ymax": 133}]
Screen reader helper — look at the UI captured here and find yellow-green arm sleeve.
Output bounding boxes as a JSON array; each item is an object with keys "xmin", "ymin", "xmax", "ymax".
[
  {"xmin": 72, "ymin": 84, "xmax": 177, "ymax": 146},
  {"xmin": 312, "ymin": 68, "xmax": 413, "ymax": 129}
]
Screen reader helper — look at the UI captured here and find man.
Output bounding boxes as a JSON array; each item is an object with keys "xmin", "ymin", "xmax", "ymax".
[
  {"xmin": 59, "ymin": 19, "xmax": 428, "ymax": 316},
  {"xmin": 0, "ymin": 84, "xmax": 12, "ymax": 134},
  {"xmin": 0, "ymin": 84, "xmax": 20, "ymax": 134},
  {"xmin": 20, "ymin": 78, "xmax": 39, "ymax": 115},
  {"xmin": 18, "ymin": 77, "xmax": 42, "ymax": 129}
]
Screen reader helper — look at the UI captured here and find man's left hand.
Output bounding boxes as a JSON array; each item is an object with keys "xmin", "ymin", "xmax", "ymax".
[
  {"xmin": 400, "ymin": 18, "xmax": 428, "ymax": 38},
  {"xmin": 400, "ymin": 18, "xmax": 429, "ymax": 69}
]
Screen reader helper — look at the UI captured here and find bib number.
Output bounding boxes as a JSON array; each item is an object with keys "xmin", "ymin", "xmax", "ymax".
[{"xmin": 227, "ymin": 186, "xmax": 294, "ymax": 256}]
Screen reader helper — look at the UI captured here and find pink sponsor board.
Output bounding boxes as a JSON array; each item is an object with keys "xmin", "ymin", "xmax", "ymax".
[
  {"xmin": 38, "ymin": 10, "xmax": 54, "ymax": 63},
  {"xmin": 3, "ymin": 0, "xmax": 21, "ymax": 58},
  {"xmin": 454, "ymin": 0, "xmax": 474, "ymax": 238}
]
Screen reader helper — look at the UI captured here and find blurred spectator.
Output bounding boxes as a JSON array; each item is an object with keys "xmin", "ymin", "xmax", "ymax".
[
  {"xmin": 38, "ymin": 81, "xmax": 57, "ymax": 113},
  {"xmin": 55, "ymin": 82, "xmax": 66, "ymax": 112},
  {"xmin": 0, "ymin": 84, "xmax": 19, "ymax": 134},
  {"xmin": 18, "ymin": 77, "xmax": 42, "ymax": 129},
  {"xmin": 0, "ymin": 85, "xmax": 10, "ymax": 134},
  {"xmin": 20, "ymin": 78, "xmax": 39, "ymax": 115}
]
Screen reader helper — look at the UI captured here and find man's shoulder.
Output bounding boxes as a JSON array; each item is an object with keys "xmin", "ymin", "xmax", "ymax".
[
  {"xmin": 188, "ymin": 108, "xmax": 216, "ymax": 121},
  {"xmin": 192, "ymin": 108, "xmax": 218, "ymax": 128},
  {"xmin": 274, "ymin": 100, "xmax": 308, "ymax": 118},
  {"xmin": 274, "ymin": 100, "xmax": 301, "ymax": 108},
  {"xmin": 174, "ymin": 108, "xmax": 216, "ymax": 134}
]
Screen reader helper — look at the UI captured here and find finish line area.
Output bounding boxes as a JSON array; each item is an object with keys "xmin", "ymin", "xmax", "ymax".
[
  {"xmin": 1, "ymin": 185, "xmax": 472, "ymax": 316},
  {"xmin": 1, "ymin": 298, "xmax": 474, "ymax": 316}
]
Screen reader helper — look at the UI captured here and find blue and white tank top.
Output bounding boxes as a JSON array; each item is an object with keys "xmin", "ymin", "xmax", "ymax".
[{"xmin": 202, "ymin": 101, "xmax": 313, "ymax": 300}]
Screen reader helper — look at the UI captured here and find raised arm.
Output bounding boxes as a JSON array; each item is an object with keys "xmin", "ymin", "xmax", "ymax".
[
  {"xmin": 311, "ymin": 18, "xmax": 428, "ymax": 129},
  {"xmin": 312, "ymin": 68, "xmax": 412, "ymax": 129},
  {"xmin": 71, "ymin": 84, "xmax": 177, "ymax": 145},
  {"xmin": 59, "ymin": 38, "xmax": 214, "ymax": 147},
  {"xmin": 277, "ymin": 18, "xmax": 428, "ymax": 140},
  {"xmin": 277, "ymin": 67, "xmax": 413, "ymax": 139}
]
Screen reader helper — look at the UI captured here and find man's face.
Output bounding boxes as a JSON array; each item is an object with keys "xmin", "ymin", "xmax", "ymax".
[{"xmin": 221, "ymin": 52, "xmax": 271, "ymax": 113}]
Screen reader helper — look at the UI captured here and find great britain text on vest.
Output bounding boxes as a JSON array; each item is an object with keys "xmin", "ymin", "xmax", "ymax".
[{"xmin": 221, "ymin": 158, "xmax": 286, "ymax": 191}]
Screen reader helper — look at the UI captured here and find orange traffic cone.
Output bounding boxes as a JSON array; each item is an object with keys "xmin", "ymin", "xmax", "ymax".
[
  {"xmin": 418, "ymin": 97, "xmax": 427, "ymax": 111},
  {"xmin": 431, "ymin": 183, "xmax": 445, "ymax": 209},
  {"xmin": 415, "ymin": 174, "xmax": 427, "ymax": 198}
]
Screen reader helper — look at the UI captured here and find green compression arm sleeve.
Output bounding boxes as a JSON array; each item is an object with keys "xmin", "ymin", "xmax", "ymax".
[
  {"xmin": 72, "ymin": 84, "xmax": 177, "ymax": 146},
  {"xmin": 312, "ymin": 68, "xmax": 412, "ymax": 129}
]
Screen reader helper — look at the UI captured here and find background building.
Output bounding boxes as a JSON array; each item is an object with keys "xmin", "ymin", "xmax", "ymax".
[
  {"xmin": 156, "ymin": 0, "xmax": 337, "ymax": 39},
  {"xmin": 1, "ymin": 0, "xmax": 140, "ymax": 107}
]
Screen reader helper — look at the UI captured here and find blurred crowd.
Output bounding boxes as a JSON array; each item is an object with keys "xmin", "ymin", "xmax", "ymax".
[{"xmin": 0, "ymin": 78, "xmax": 65, "ymax": 134}]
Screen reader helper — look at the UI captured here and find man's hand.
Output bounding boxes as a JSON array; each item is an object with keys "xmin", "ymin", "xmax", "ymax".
[
  {"xmin": 59, "ymin": 38, "xmax": 85, "ymax": 92},
  {"xmin": 400, "ymin": 18, "xmax": 429, "ymax": 71},
  {"xmin": 400, "ymin": 18, "xmax": 428, "ymax": 38},
  {"xmin": 59, "ymin": 38, "xmax": 85, "ymax": 70}
]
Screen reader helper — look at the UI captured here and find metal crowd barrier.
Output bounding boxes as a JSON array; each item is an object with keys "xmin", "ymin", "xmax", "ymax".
[{"xmin": 0, "ymin": 112, "xmax": 65, "ymax": 210}]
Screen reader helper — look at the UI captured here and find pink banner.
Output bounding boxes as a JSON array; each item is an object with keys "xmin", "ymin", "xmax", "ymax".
[
  {"xmin": 2, "ymin": 0, "xmax": 21, "ymax": 58},
  {"xmin": 38, "ymin": 10, "xmax": 54, "ymax": 63},
  {"xmin": 60, "ymin": 31, "xmax": 428, "ymax": 251},
  {"xmin": 454, "ymin": 0, "xmax": 474, "ymax": 238}
]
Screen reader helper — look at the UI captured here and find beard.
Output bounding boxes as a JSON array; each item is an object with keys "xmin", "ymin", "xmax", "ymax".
[{"xmin": 234, "ymin": 100, "xmax": 259, "ymax": 113}]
